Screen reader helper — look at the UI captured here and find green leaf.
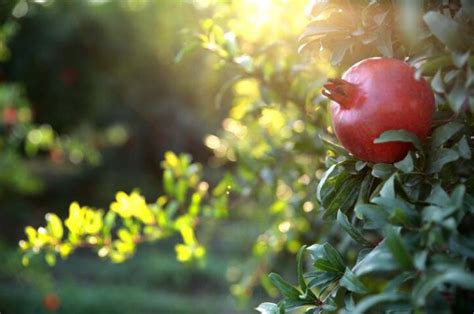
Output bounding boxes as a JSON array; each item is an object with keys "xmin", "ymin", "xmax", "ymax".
[
  {"xmin": 384, "ymin": 226, "xmax": 413, "ymax": 270},
  {"xmin": 307, "ymin": 243, "xmax": 346, "ymax": 274},
  {"xmin": 322, "ymin": 243, "xmax": 346, "ymax": 271},
  {"xmin": 319, "ymin": 134, "xmax": 349, "ymax": 156},
  {"xmin": 188, "ymin": 192, "xmax": 201, "ymax": 216},
  {"xmin": 297, "ymin": 245, "xmax": 314, "ymax": 299},
  {"xmin": 176, "ymin": 179, "xmax": 188, "ymax": 204},
  {"xmin": 340, "ymin": 267, "xmax": 367, "ymax": 294},
  {"xmin": 448, "ymin": 78, "xmax": 468, "ymax": 113},
  {"xmin": 464, "ymin": 193, "xmax": 474, "ymax": 213},
  {"xmin": 374, "ymin": 130, "xmax": 422, "ymax": 151},
  {"xmin": 256, "ymin": 303, "xmax": 279, "ymax": 314},
  {"xmin": 421, "ymin": 55, "xmax": 456, "ymax": 76},
  {"xmin": 278, "ymin": 302, "xmax": 285, "ymax": 314},
  {"xmin": 223, "ymin": 32, "xmax": 239, "ymax": 57},
  {"xmin": 355, "ymin": 161, "xmax": 367, "ymax": 172},
  {"xmin": 356, "ymin": 174, "xmax": 376, "ymax": 213},
  {"xmin": 306, "ymin": 271, "xmax": 340, "ymax": 289},
  {"xmin": 394, "ymin": 153, "xmax": 414, "ymax": 173},
  {"xmin": 314, "ymin": 259, "xmax": 345, "ymax": 273},
  {"xmin": 413, "ymin": 269, "xmax": 474, "ymax": 306},
  {"xmin": 371, "ymin": 164, "xmax": 395, "ymax": 180},
  {"xmin": 449, "ymin": 234, "xmax": 474, "ymax": 258},
  {"xmin": 454, "ymin": 136, "xmax": 471, "ymax": 159},
  {"xmin": 299, "ymin": 21, "xmax": 342, "ymax": 41},
  {"xmin": 316, "ymin": 164, "xmax": 338, "ymax": 202},
  {"xmin": 268, "ymin": 273, "xmax": 301, "ymax": 299},
  {"xmin": 422, "ymin": 205, "xmax": 458, "ymax": 224},
  {"xmin": 444, "ymin": 69, "xmax": 460, "ymax": 83},
  {"xmin": 346, "ymin": 292, "xmax": 408, "ymax": 314},
  {"xmin": 45, "ymin": 253, "xmax": 57, "ymax": 266},
  {"xmin": 426, "ymin": 184, "xmax": 450, "ymax": 207},
  {"xmin": 283, "ymin": 299, "xmax": 314, "ymax": 311},
  {"xmin": 423, "ymin": 12, "xmax": 470, "ymax": 52},
  {"xmin": 344, "ymin": 292, "xmax": 355, "ymax": 312},
  {"xmin": 175, "ymin": 41, "xmax": 199, "ymax": 63},
  {"xmin": 165, "ymin": 200, "xmax": 179, "ymax": 218},
  {"xmin": 431, "ymin": 70, "xmax": 444, "ymax": 93},
  {"xmin": 451, "ymin": 51, "xmax": 471, "ymax": 68},
  {"xmin": 450, "ymin": 184, "xmax": 465, "ymax": 208},
  {"xmin": 430, "ymin": 122, "xmax": 463, "ymax": 149},
  {"xmin": 163, "ymin": 169, "xmax": 174, "ymax": 195},
  {"xmin": 389, "ymin": 206, "xmax": 417, "ymax": 227},
  {"xmin": 384, "ymin": 272, "xmax": 416, "ymax": 292},
  {"xmin": 427, "ymin": 148, "xmax": 459, "ymax": 173},
  {"xmin": 337, "ymin": 210, "xmax": 373, "ymax": 246},
  {"xmin": 355, "ymin": 248, "xmax": 371, "ymax": 264},
  {"xmin": 103, "ymin": 210, "xmax": 116, "ymax": 231},
  {"xmin": 414, "ymin": 251, "xmax": 428, "ymax": 271},
  {"xmin": 379, "ymin": 174, "xmax": 396, "ymax": 199},
  {"xmin": 373, "ymin": 196, "xmax": 418, "ymax": 227},
  {"xmin": 46, "ymin": 213, "xmax": 63, "ymax": 239},
  {"xmin": 298, "ymin": 40, "xmax": 319, "ymax": 55},
  {"xmin": 330, "ymin": 41, "xmax": 350, "ymax": 65},
  {"xmin": 355, "ymin": 203, "xmax": 389, "ymax": 229},
  {"xmin": 322, "ymin": 298, "xmax": 337, "ymax": 311},
  {"xmin": 117, "ymin": 228, "xmax": 133, "ymax": 243},
  {"xmin": 306, "ymin": 0, "xmax": 331, "ymax": 18},
  {"xmin": 322, "ymin": 174, "xmax": 363, "ymax": 219},
  {"xmin": 374, "ymin": 27, "xmax": 393, "ymax": 57},
  {"xmin": 354, "ymin": 242, "xmax": 399, "ymax": 276}
]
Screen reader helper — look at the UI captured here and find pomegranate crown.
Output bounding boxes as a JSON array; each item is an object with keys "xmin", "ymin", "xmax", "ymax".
[{"xmin": 322, "ymin": 78, "xmax": 358, "ymax": 109}]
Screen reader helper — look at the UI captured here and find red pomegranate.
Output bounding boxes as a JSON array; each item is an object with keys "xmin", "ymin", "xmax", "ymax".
[
  {"xmin": 3, "ymin": 106, "xmax": 17, "ymax": 125},
  {"xmin": 43, "ymin": 293, "xmax": 60, "ymax": 311},
  {"xmin": 322, "ymin": 58, "xmax": 434, "ymax": 163}
]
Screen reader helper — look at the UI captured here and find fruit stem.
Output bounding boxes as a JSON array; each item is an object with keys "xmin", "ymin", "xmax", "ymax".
[{"xmin": 322, "ymin": 78, "xmax": 358, "ymax": 109}]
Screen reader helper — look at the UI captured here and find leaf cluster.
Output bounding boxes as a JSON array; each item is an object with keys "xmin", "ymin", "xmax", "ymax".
[{"xmin": 19, "ymin": 152, "xmax": 229, "ymax": 266}]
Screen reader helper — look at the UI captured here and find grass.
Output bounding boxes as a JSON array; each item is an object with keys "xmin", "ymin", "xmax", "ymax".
[{"xmin": 0, "ymin": 221, "xmax": 267, "ymax": 313}]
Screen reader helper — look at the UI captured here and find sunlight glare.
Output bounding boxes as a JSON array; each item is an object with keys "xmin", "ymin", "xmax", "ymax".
[{"xmin": 246, "ymin": 0, "xmax": 274, "ymax": 26}]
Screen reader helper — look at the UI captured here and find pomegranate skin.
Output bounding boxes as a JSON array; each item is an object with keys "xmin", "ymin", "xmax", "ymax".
[{"xmin": 324, "ymin": 58, "xmax": 434, "ymax": 163}]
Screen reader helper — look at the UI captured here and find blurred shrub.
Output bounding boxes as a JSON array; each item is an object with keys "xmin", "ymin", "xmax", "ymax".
[
  {"xmin": 1, "ymin": 2, "xmax": 234, "ymax": 311},
  {"xmin": 20, "ymin": 151, "xmax": 229, "ymax": 266},
  {"xmin": 0, "ymin": 0, "xmax": 230, "ymax": 236}
]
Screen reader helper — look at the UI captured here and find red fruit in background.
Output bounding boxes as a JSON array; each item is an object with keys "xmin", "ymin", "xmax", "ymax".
[
  {"xmin": 49, "ymin": 148, "xmax": 64, "ymax": 163},
  {"xmin": 322, "ymin": 58, "xmax": 435, "ymax": 163},
  {"xmin": 60, "ymin": 67, "xmax": 78, "ymax": 86},
  {"xmin": 43, "ymin": 293, "xmax": 60, "ymax": 311},
  {"xmin": 3, "ymin": 106, "xmax": 17, "ymax": 124}
]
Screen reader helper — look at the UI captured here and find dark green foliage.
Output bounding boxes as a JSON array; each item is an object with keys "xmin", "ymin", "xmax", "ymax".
[{"xmin": 256, "ymin": 1, "xmax": 474, "ymax": 313}]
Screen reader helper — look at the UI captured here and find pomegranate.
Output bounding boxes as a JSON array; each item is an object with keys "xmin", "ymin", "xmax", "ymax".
[
  {"xmin": 49, "ymin": 148, "xmax": 64, "ymax": 164},
  {"xmin": 322, "ymin": 58, "xmax": 434, "ymax": 163},
  {"xmin": 3, "ymin": 106, "xmax": 17, "ymax": 125},
  {"xmin": 43, "ymin": 293, "xmax": 60, "ymax": 311}
]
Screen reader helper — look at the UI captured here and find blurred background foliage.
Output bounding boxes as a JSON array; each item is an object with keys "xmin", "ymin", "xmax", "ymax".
[
  {"xmin": 0, "ymin": 0, "xmax": 321, "ymax": 313},
  {"xmin": 4, "ymin": 0, "xmax": 472, "ymax": 313}
]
